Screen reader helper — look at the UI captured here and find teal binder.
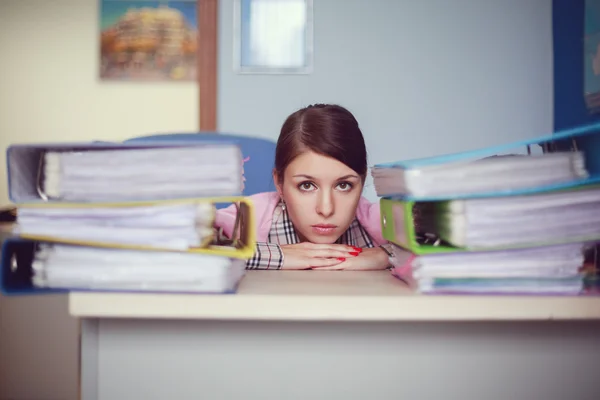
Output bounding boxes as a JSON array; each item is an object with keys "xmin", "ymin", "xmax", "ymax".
[{"xmin": 373, "ymin": 121, "xmax": 600, "ymax": 201}]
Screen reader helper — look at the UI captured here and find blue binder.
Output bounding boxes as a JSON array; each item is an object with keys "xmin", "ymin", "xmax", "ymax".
[
  {"xmin": 0, "ymin": 237, "xmax": 66, "ymax": 295},
  {"xmin": 5, "ymin": 139, "xmax": 243, "ymax": 204},
  {"xmin": 373, "ymin": 121, "xmax": 600, "ymax": 201},
  {"xmin": 0, "ymin": 237, "xmax": 245, "ymax": 296}
]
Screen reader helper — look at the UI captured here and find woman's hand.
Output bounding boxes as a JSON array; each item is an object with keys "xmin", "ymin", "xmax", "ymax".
[
  {"xmin": 280, "ymin": 243, "xmax": 362, "ymax": 270},
  {"xmin": 311, "ymin": 247, "xmax": 390, "ymax": 271}
]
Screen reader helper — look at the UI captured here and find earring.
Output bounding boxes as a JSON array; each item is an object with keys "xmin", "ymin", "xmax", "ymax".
[{"xmin": 281, "ymin": 202, "xmax": 286, "ymax": 211}]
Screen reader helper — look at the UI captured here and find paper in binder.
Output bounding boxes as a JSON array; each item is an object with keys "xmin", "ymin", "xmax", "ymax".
[
  {"xmin": 380, "ymin": 186, "xmax": 600, "ymax": 255},
  {"xmin": 391, "ymin": 242, "xmax": 588, "ymax": 295},
  {"xmin": 16, "ymin": 201, "xmax": 214, "ymax": 251},
  {"xmin": 0, "ymin": 238, "xmax": 246, "ymax": 294},
  {"xmin": 418, "ymin": 277, "xmax": 584, "ymax": 295},
  {"xmin": 372, "ymin": 152, "xmax": 588, "ymax": 199},
  {"xmin": 411, "ymin": 243, "xmax": 586, "ymax": 279},
  {"xmin": 422, "ymin": 186, "xmax": 600, "ymax": 249},
  {"xmin": 13, "ymin": 196, "xmax": 257, "ymax": 260},
  {"xmin": 372, "ymin": 121, "xmax": 600, "ymax": 201},
  {"xmin": 6, "ymin": 141, "xmax": 244, "ymax": 203}
]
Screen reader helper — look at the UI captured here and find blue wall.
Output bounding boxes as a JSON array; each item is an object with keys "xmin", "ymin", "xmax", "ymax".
[
  {"xmin": 553, "ymin": 0, "xmax": 600, "ymax": 168},
  {"xmin": 554, "ymin": 0, "xmax": 600, "ymax": 129}
]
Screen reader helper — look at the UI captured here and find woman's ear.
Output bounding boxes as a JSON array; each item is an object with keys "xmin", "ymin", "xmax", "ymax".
[{"xmin": 272, "ymin": 169, "xmax": 283, "ymax": 198}]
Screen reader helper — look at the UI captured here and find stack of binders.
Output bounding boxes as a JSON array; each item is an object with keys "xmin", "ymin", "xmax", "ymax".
[
  {"xmin": 0, "ymin": 141, "xmax": 256, "ymax": 295},
  {"xmin": 372, "ymin": 122, "xmax": 600, "ymax": 295}
]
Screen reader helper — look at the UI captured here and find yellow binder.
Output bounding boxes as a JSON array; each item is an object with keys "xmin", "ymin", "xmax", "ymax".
[{"xmin": 13, "ymin": 196, "xmax": 256, "ymax": 260}]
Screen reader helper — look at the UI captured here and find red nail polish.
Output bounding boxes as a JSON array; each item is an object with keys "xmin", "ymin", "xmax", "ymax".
[
  {"xmin": 337, "ymin": 257, "xmax": 346, "ymax": 261},
  {"xmin": 349, "ymin": 251, "xmax": 359, "ymax": 256},
  {"xmin": 352, "ymin": 246, "xmax": 363, "ymax": 252}
]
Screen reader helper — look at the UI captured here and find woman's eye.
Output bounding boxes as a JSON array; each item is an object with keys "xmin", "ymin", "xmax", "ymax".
[
  {"xmin": 337, "ymin": 182, "xmax": 353, "ymax": 191},
  {"xmin": 298, "ymin": 182, "xmax": 316, "ymax": 191}
]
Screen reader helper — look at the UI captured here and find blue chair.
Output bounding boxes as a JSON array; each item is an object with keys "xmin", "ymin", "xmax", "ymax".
[{"xmin": 125, "ymin": 133, "xmax": 277, "ymax": 204}]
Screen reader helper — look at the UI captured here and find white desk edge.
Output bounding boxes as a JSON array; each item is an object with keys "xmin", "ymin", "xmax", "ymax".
[{"xmin": 68, "ymin": 270, "xmax": 600, "ymax": 321}]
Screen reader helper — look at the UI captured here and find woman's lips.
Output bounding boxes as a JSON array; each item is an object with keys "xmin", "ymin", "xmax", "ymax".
[{"xmin": 312, "ymin": 224, "xmax": 337, "ymax": 235}]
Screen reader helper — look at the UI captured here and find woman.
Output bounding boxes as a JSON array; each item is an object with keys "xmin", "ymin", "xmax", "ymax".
[{"xmin": 215, "ymin": 104, "xmax": 406, "ymax": 270}]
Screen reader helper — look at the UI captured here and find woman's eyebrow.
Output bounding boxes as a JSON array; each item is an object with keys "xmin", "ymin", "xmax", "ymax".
[
  {"xmin": 292, "ymin": 174, "xmax": 360, "ymax": 180},
  {"xmin": 292, "ymin": 174, "xmax": 359, "ymax": 180},
  {"xmin": 337, "ymin": 174, "xmax": 360, "ymax": 180}
]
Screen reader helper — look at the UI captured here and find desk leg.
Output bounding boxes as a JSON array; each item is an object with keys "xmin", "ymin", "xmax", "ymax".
[{"xmin": 80, "ymin": 319, "xmax": 99, "ymax": 400}]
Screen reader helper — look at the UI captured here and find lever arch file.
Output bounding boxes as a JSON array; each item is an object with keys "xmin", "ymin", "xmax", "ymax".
[
  {"xmin": 11, "ymin": 196, "xmax": 257, "ymax": 260},
  {"xmin": 372, "ymin": 121, "xmax": 600, "ymax": 201},
  {"xmin": 0, "ymin": 238, "xmax": 247, "ymax": 295},
  {"xmin": 380, "ymin": 186, "xmax": 600, "ymax": 255},
  {"xmin": 6, "ymin": 141, "xmax": 244, "ymax": 203}
]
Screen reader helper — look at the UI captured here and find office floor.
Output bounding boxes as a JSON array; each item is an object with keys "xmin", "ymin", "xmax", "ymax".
[{"xmin": 0, "ymin": 294, "xmax": 79, "ymax": 400}]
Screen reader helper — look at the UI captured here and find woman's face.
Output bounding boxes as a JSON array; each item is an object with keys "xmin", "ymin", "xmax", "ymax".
[{"xmin": 274, "ymin": 150, "xmax": 363, "ymax": 244}]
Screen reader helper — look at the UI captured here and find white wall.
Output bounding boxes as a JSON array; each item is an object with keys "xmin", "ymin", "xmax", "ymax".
[
  {"xmin": 218, "ymin": 0, "xmax": 554, "ymax": 200},
  {"xmin": 0, "ymin": 0, "xmax": 553, "ymax": 399}
]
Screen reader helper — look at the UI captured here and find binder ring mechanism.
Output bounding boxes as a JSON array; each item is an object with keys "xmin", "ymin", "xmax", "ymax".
[
  {"xmin": 36, "ymin": 152, "xmax": 51, "ymax": 202},
  {"xmin": 538, "ymin": 138, "xmax": 580, "ymax": 154},
  {"xmin": 214, "ymin": 202, "xmax": 245, "ymax": 248},
  {"xmin": 4, "ymin": 241, "xmax": 42, "ymax": 290},
  {"xmin": 10, "ymin": 254, "xmax": 18, "ymax": 273}
]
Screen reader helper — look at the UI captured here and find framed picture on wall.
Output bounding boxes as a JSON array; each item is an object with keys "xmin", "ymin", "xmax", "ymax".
[
  {"xmin": 99, "ymin": 0, "xmax": 199, "ymax": 81},
  {"xmin": 99, "ymin": 0, "xmax": 218, "ymax": 131},
  {"xmin": 233, "ymin": 0, "xmax": 314, "ymax": 74}
]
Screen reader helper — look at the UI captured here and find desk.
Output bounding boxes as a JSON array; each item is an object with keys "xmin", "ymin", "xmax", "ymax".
[{"xmin": 73, "ymin": 271, "xmax": 600, "ymax": 400}]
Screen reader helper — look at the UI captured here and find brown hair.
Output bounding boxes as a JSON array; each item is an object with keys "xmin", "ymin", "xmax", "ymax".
[{"xmin": 274, "ymin": 104, "xmax": 368, "ymax": 182}]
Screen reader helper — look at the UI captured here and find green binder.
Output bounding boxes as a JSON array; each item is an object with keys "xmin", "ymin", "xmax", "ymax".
[{"xmin": 380, "ymin": 184, "xmax": 600, "ymax": 256}]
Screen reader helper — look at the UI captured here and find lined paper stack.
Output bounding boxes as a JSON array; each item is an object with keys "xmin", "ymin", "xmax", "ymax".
[
  {"xmin": 4, "ymin": 141, "xmax": 253, "ymax": 294},
  {"xmin": 31, "ymin": 244, "xmax": 247, "ymax": 294},
  {"xmin": 412, "ymin": 243, "xmax": 588, "ymax": 295},
  {"xmin": 413, "ymin": 187, "xmax": 600, "ymax": 249},
  {"xmin": 40, "ymin": 145, "xmax": 242, "ymax": 201}
]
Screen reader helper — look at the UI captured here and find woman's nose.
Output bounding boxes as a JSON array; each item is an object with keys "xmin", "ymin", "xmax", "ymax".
[{"xmin": 316, "ymin": 191, "xmax": 334, "ymax": 218}]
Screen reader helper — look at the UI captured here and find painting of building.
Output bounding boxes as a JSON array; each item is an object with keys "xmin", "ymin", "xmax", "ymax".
[{"xmin": 100, "ymin": 1, "xmax": 197, "ymax": 81}]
